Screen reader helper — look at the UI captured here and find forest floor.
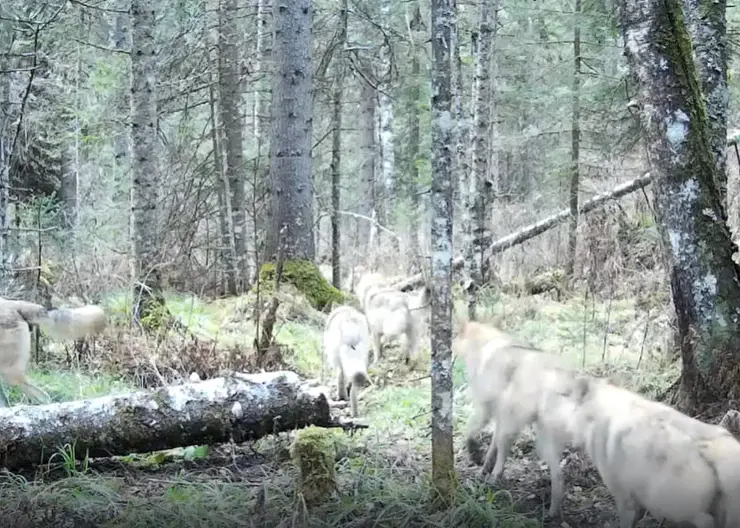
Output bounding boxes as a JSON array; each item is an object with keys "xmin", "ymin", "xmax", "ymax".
[{"xmin": 0, "ymin": 286, "xmax": 689, "ymax": 527}]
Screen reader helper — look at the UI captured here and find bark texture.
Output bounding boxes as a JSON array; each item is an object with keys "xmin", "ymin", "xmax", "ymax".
[
  {"xmin": 330, "ymin": 0, "xmax": 348, "ymax": 290},
  {"xmin": 430, "ymin": 0, "xmax": 456, "ymax": 501},
  {"xmin": 218, "ymin": 0, "xmax": 249, "ymax": 291},
  {"xmin": 0, "ymin": 371, "xmax": 332, "ymax": 471},
  {"xmin": 621, "ymin": 0, "xmax": 740, "ymax": 406},
  {"xmin": 566, "ymin": 0, "xmax": 581, "ymax": 277},
  {"xmin": 130, "ymin": 0, "xmax": 165, "ymax": 322},
  {"xmin": 463, "ymin": 0, "xmax": 494, "ymax": 320},
  {"xmin": 265, "ymin": 0, "xmax": 316, "ymax": 261},
  {"xmin": 405, "ymin": 2, "xmax": 424, "ymax": 274}
]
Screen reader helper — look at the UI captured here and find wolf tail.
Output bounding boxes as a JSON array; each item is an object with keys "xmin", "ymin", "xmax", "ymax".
[{"xmin": 4, "ymin": 300, "xmax": 106, "ymax": 341}]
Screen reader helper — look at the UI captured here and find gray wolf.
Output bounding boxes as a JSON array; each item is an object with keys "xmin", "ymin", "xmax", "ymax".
[
  {"xmin": 354, "ymin": 272, "xmax": 422, "ymax": 367},
  {"xmin": 559, "ymin": 378, "xmax": 740, "ymax": 528},
  {"xmin": 0, "ymin": 299, "xmax": 106, "ymax": 407},
  {"xmin": 322, "ymin": 305, "xmax": 371, "ymax": 417},
  {"xmin": 453, "ymin": 319, "xmax": 580, "ymax": 518}
]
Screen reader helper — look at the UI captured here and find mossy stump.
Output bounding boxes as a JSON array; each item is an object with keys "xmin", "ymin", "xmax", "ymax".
[
  {"xmin": 259, "ymin": 260, "xmax": 344, "ymax": 311},
  {"xmin": 290, "ymin": 426, "xmax": 337, "ymax": 506}
]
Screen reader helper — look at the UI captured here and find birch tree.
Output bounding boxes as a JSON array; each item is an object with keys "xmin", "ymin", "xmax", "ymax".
[
  {"xmin": 377, "ymin": 0, "xmax": 396, "ymax": 237},
  {"xmin": 430, "ymin": 0, "xmax": 455, "ymax": 502},
  {"xmin": 264, "ymin": 0, "xmax": 315, "ymax": 262},
  {"xmin": 130, "ymin": 0, "xmax": 164, "ymax": 323},
  {"xmin": 620, "ymin": 0, "xmax": 740, "ymax": 408}
]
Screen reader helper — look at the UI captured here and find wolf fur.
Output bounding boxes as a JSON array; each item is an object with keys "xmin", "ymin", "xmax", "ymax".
[
  {"xmin": 354, "ymin": 272, "xmax": 421, "ymax": 366},
  {"xmin": 453, "ymin": 319, "xmax": 581, "ymax": 517},
  {"xmin": 558, "ymin": 378, "xmax": 740, "ymax": 528},
  {"xmin": 323, "ymin": 305, "xmax": 371, "ymax": 417},
  {"xmin": 0, "ymin": 299, "xmax": 106, "ymax": 407}
]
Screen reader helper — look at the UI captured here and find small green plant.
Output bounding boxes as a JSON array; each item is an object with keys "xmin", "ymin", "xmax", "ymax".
[{"xmin": 49, "ymin": 440, "xmax": 90, "ymax": 478}]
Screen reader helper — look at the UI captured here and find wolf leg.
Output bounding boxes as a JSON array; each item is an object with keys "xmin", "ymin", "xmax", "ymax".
[
  {"xmin": 337, "ymin": 369, "xmax": 348, "ymax": 401},
  {"xmin": 371, "ymin": 330, "xmax": 383, "ymax": 362},
  {"xmin": 465, "ymin": 399, "xmax": 494, "ymax": 466},
  {"xmin": 534, "ymin": 423, "xmax": 566, "ymax": 518},
  {"xmin": 487, "ymin": 409, "xmax": 523, "ymax": 481}
]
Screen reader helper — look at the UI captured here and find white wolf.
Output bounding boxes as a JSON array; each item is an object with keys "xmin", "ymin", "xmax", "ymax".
[
  {"xmin": 556, "ymin": 378, "xmax": 740, "ymax": 528},
  {"xmin": 453, "ymin": 319, "xmax": 581, "ymax": 518},
  {"xmin": 323, "ymin": 305, "xmax": 371, "ymax": 417},
  {"xmin": 0, "ymin": 299, "xmax": 106, "ymax": 406},
  {"xmin": 354, "ymin": 272, "xmax": 428, "ymax": 367}
]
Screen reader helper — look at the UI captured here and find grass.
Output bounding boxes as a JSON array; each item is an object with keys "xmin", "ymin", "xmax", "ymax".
[{"xmin": 0, "ymin": 285, "xmax": 675, "ymax": 527}]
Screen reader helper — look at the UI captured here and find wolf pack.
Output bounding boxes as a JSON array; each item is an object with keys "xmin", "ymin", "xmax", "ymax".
[{"xmin": 324, "ymin": 271, "xmax": 740, "ymax": 528}]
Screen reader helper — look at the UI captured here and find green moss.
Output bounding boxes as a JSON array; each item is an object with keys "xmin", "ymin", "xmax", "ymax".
[
  {"xmin": 290, "ymin": 426, "xmax": 337, "ymax": 506},
  {"xmin": 258, "ymin": 260, "xmax": 344, "ymax": 311}
]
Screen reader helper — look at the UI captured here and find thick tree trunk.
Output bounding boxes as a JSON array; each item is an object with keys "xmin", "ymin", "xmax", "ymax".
[
  {"xmin": 130, "ymin": 0, "xmax": 165, "ymax": 323},
  {"xmin": 0, "ymin": 371, "xmax": 333, "ymax": 471},
  {"xmin": 218, "ymin": 0, "xmax": 249, "ymax": 291},
  {"xmin": 265, "ymin": 0, "xmax": 316, "ymax": 262},
  {"xmin": 682, "ymin": 0, "xmax": 728, "ymax": 194},
  {"xmin": 621, "ymin": 0, "xmax": 740, "ymax": 408},
  {"xmin": 405, "ymin": 2, "xmax": 424, "ymax": 274},
  {"xmin": 565, "ymin": 0, "xmax": 581, "ymax": 277},
  {"xmin": 430, "ymin": 0, "xmax": 456, "ymax": 501}
]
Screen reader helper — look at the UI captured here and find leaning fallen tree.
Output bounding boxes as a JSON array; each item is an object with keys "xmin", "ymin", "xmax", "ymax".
[
  {"xmin": 394, "ymin": 132, "xmax": 740, "ymax": 293},
  {"xmin": 0, "ymin": 371, "xmax": 337, "ymax": 471},
  {"xmin": 394, "ymin": 172, "xmax": 654, "ymax": 291}
]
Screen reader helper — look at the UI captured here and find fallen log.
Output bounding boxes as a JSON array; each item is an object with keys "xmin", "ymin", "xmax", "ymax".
[
  {"xmin": 0, "ymin": 370, "xmax": 335, "ymax": 471},
  {"xmin": 393, "ymin": 172, "xmax": 654, "ymax": 292}
]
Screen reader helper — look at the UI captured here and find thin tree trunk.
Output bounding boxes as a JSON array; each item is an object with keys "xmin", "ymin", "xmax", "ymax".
[
  {"xmin": 130, "ymin": 0, "xmax": 165, "ymax": 323},
  {"xmin": 205, "ymin": 0, "xmax": 239, "ymax": 295},
  {"xmin": 430, "ymin": 0, "xmax": 456, "ymax": 503},
  {"xmin": 252, "ymin": 0, "xmax": 273, "ymax": 273},
  {"xmin": 359, "ymin": 77, "xmax": 377, "ymax": 259},
  {"xmin": 265, "ymin": 0, "xmax": 315, "ymax": 261},
  {"xmin": 330, "ymin": 0, "xmax": 348, "ymax": 290},
  {"xmin": 405, "ymin": 2, "xmax": 423, "ymax": 275},
  {"xmin": 463, "ymin": 0, "xmax": 493, "ymax": 320},
  {"xmin": 620, "ymin": 0, "xmax": 740, "ymax": 408},
  {"xmin": 377, "ymin": 0, "xmax": 396, "ymax": 250},
  {"xmin": 565, "ymin": 0, "xmax": 581, "ymax": 277},
  {"xmin": 218, "ymin": 0, "xmax": 249, "ymax": 291}
]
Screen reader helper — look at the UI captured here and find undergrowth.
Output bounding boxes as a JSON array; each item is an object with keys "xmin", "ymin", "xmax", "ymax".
[{"xmin": 3, "ymin": 284, "xmax": 676, "ymax": 527}]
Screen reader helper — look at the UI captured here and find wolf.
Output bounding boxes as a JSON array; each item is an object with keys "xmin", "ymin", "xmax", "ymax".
[
  {"xmin": 322, "ymin": 305, "xmax": 371, "ymax": 417},
  {"xmin": 354, "ymin": 272, "xmax": 423, "ymax": 366},
  {"xmin": 559, "ymin": 378, "xmax": 740, "ymax": 528},
  {"xmin": 0, "ymin": 299, "xmax": 106, "ymax": 407},
  {"xmin": 453, "ymin": 319, "xmax": 582, "ymax": 518}
]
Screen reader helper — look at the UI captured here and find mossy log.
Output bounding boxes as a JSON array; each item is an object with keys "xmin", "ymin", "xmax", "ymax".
[{"xmin": 0, "ymin": 371, "xmax": 333, "ymax": 471}]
